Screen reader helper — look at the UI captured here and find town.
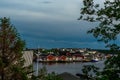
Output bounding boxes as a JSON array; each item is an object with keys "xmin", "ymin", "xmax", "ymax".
[{"xmin": 31, "ymin": 48, "xmax": 112, "ymax": 63}]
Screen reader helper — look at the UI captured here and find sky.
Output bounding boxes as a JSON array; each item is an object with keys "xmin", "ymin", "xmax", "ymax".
[{"xmin": 0, "ymin": 0, "xmax": 107, "ymax": 49}]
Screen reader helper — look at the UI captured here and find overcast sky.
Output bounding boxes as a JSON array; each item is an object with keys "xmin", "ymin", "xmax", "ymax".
[{"xmin": 0, "ymin": 0, "xmax": 108, "ymax": 49}]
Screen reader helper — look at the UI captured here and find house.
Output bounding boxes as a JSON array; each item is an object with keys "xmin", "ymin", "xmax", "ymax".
[
  {"xmin": 59, "ymin": 55, "xmax": 67, "ymax": 61},
  {"xmin": 66, "ymin": 52, "xmax": 71, "ymax": 56},
  {"xmin": 72, "ymin": 54, "xmax": 84, "ymax": 61},
  {"xmin": 23, "ymin": 50, "xmax": 33, "ymax": 67},
  {"xmin": 47, "ymin": 54, "xmax": 55, "ymax": 61}
]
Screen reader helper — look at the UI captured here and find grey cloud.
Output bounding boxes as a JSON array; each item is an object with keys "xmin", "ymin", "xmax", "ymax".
[
  {"xmin": 41, "ymin": 1, "xmax": 52, "ymax": 4},
  {"xmin": 0, "ymin": 0, "xmax": 107, "ymax": 49}
]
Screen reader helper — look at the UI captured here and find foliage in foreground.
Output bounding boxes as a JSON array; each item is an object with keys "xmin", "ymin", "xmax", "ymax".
[
  {"xmin": 0, "ymin": 17, "xmax": 63, "ymax": 80},
  {"xmin": 79, "ymin": 0, "xmax": 120, "ymax": 80},
  {"xmin": 0, "ymin": 17, "xmax": 33, "ymax": 80}
]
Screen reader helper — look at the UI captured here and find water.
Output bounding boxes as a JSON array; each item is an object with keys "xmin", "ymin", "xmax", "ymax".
[{"xmin": 33, "ymin": 60, "xmax": 105, "ymax": 75}]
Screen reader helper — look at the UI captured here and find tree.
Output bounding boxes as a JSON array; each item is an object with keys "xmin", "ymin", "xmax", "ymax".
[
  {"xmin": 79, "ymin": 0, "xmax": 120, "ymax": 79},
  {"xmin": 0, "ymin": 17, "xmax": 32, "ymax": 80}
]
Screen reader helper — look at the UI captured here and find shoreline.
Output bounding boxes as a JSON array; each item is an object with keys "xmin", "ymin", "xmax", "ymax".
[{"xmin": 33, "ymin": 60, "xmax": 96, "ymax": 63}]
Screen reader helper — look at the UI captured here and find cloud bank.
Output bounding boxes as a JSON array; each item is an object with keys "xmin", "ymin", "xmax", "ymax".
[{"xmin": 0, "ymin": 0, "xmax": 106, "ymax": 49}]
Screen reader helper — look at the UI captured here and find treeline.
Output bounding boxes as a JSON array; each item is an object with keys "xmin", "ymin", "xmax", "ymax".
[{"xmin": 93, "ymin": 49, "xmax": 120, "ymax": 54}]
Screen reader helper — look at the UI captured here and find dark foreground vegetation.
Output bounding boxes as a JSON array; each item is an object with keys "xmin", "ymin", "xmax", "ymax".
[{"xmin": 78, "ymin": 0, "xmax": 120, "ymax": 80}]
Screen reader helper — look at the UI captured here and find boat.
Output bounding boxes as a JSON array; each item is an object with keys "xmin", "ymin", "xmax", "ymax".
[{"xmin": 91, "ymin": 58, "xmax": 99, "ymax": 62}]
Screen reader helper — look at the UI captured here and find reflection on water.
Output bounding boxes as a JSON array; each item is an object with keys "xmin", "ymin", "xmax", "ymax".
[{"xmin": 33, "ymin": 60, "xmax": 105, "ymax": 75}]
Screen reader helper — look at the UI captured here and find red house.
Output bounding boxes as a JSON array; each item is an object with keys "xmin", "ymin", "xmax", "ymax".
[
  {"xmin": 72, "ymin": 54, "xmax": 84, "ymax": 61},
  {"xmin": 59, "ymin": 55, "xmax": 67, "ymax": 61},
  {"xmin": 47, "ymin": 54, "xmax": 55, "ymax": 61}
]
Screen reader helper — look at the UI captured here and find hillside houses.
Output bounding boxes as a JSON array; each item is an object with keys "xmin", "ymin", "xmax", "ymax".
[{"xmin": 33, "ymin": 48, "xmax": 105, "ymax": 62}]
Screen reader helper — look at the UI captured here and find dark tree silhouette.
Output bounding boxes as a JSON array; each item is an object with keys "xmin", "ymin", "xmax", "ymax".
[
  {"xmin": 79, "ymin": 0, "xmax": 120, "ymax": 80},
  {"xmin": 0, "ymin": 17, "xmax": 32, "ymax": 80}
]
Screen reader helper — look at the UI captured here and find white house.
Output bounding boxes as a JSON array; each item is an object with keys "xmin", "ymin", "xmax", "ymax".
[{"xmin": 23, "ymin": 50, "xmax": 33, "ymax": 67}]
